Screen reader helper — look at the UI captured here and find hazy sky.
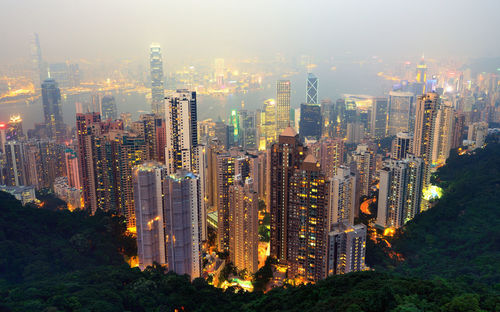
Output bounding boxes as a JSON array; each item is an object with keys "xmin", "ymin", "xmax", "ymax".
[{"xmin": 1, "ymin": 0, "xmax": 500, "ymax": 66}]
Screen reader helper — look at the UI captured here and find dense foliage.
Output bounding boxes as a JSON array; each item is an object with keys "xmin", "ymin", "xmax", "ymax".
[
  {"xmin": 370, "ymin": 143, "xmax": 500, "ymax": 288},
  {"xmin": 0, "ymin": 142, "xmax": 499, "ymax": 311}
]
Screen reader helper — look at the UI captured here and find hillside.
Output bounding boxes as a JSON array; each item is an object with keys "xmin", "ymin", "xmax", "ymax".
[
  {"xmin": 368, "ymin": 142, "xmax": 500, "ymax": 288},
  {"xmin": 0, "ymin": 142, "xmax": 499, "ymax": 311}
]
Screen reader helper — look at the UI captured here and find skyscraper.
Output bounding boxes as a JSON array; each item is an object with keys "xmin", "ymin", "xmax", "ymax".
[
  {"xmin": 432, "ymin": 101, "xmax": 454, "ymax": 166},
  {"xmin": 163, "ymin": 170, "xmax": 201, "ymax": 279},
  {"xmin": 270, "ymin": 127, "xmax": 306, "ymax": 262},
  {"xmin": 370, "ymin": 97, "xmax": 388, "ymax": 139},
  {"xmin": 150, "ymin": 43, "xmax": 165, "ymax": 115},
  {"xmin": 30, "ymin": 33, "xmax": 46, "ymax": 88},
  {"xmin": 317, "ymin": 138, "xmax": 344, "ymax": 179},
  {"xmin": 101, "ymin": 95, "xmax": 117, "ymax": 120},
  {"xmin": 286, "ymin": 153, "xmax": 328, "ymax": 282},
  {"xmin": 328, "ymin": 166, "xmax": 356, "ymax": 228},
  {"xmin": 133, "ymin": 163, "xmax": 201, "ymax": 279},
  {"xmin": 41, "ymin": 79, "xmax": 65, "ymax": 142},
  {"xmin": 4, "ymin": 141, "xmax": 28, "ymax": 186},
  {"xmin": 413, "ymin": 92, "xmax": 439, "ymax": 207},
  {"xmin": 259, "ymin": 99, "xmax": 277, "ymax": 146},
  {"xmin": 133, "ymin": 162, "xmax": 167, "ymax": 270},
  {"xmin": 376, "ymin": 155, "xmax": 423, "ymax": 229},
  {"xmin": 352, "ymin": 144, "xmax": 375, "ymax": 199},
  {"xmin": 164, "ymin": 90, "xmax": 198, "ymax": 174},
  {"xmin": 276, "ymin": 80, "xmax": 291, "ymax": 134},
  {"xmin": 387, "ymin": 91, "xmax": 414, "ymax": 136},
  {"xmin": 216, "ymin": 152, "xmax": 234, "ymax": 252},
  {"xmin": 327, "ymin": 222, "xmax": 366, "ymax": 275},
  {"xmin": 306, "ymin": 73, "xmax": 318, "ymax": 104},
  {"xmin": 391, "ymin": 132, "xmax": 413, "ymax": 160},
  {"xmin": 229, "ymin": 177, "xmax": 259, "ymax": 273},
  {"xmin": 299, "ymin": 103, "xmax": 322, "ymax": 140}
]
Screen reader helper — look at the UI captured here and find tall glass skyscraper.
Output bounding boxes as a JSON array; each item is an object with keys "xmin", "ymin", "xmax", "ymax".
[
  {"xmin": 276, "ymin": 80, "xmax": 291, "ymax": 133},
  {"xmin": 306, "ymin": 73, "xmax": 318, "ymax": 104},
  {"xmin": 150, "ymin": 43, "xmax": 165, "ymax": 115},
  {"xmin": 41, "ymin": 78, "xmax": 64, "ymax": 142}
]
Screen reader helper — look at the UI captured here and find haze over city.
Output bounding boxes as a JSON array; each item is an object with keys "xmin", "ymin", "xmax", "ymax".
[
  {"xmin": 0, "ymin": 1, "xmax": 499, "ymax": 311},
  {"xmin": 2, "ymin": 0, "xmax": 500, "ymax": 65}
]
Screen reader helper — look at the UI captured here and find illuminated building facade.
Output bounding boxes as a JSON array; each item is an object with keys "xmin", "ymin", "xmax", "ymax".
[
  {"xmin": 229, "ymin": 177, "xmax": 259, "ymax": 274},
  {"xmin": 432, "ymin": 101, "xmax": 454, "ymax": 166},
  {"xmin": 327, "ymin": 222, "xmax": 366, "ymax": 275},
  {"xmin": 260, "ymin": 99, "xmax": 277, "ymax": 145},
  {"xmin": 164, "ymin": 90, "xmax": 198, "ymax": 174},
  {"xmin": 318, "ymin": 138, "xmax": 344, "ymax": 179},
  {"xmin": 133, "ymin": 163, "xmax": 201, "ymax": 279},
  {"xmin": 391, "ymin": 131, "xmax": 413, "ymax": 160},
  {"xmin": 150, "ymin": 43, "xmax": 165, "ymax": 115},
  {"xmin": 4, "ymin": 141, "xmax": 28, "ymax": 186},
  {"xmin": 216, "ymin": 152, "xmax": 234, "ymax": 252},
  {"xmin": 270, "ymin": 127, "xmax": 306, "ymax": 262},
  {"xmin": 287, "ymin": 154, "xmax": 328, "ymax": 282},
  {"xmin": 413, "ymin": 92, "xmax": 439, "ymax": 208},
  {"xmin": 376, "ymin": 155, "xmax": 423, "ymax": 229},
  {"xmin": 328, "ymin": 166, "xmax": 356, "ymax": 228},
  {"xmin": 352, "ymin": 144, "xmax": 375, "ymax": 199},
  {"xmin": 277, "ymin": 80, "xmax": 291, "ymax": 134},
  {"xmin": 65, "ymin": 148, "xmax": 80, "ymax": 189}
]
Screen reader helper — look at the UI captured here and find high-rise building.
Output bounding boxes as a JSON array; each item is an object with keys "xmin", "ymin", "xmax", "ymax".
[
  {"xmin": 432, "ymin": 101, "xmax": 454, "ymax": 166},
  {"xmin": 387, "ymin": 91, "xmax": 414, "ymax": 136},
  {"xmin": 101, "ymin": 95, "xmax": 117, "ymax": 120},
  {"xmin": 4, "ymin": 141, "xmax": 28, "ymax": 186},
  {"xmin": 287, "ymin": 153, "xmax": 328, "ymax": 282},
  {"xmin": 164, "ymin": 90, "xmax": 198, "ymax": 174},
  {"xmin": 352, "ymin": 144, "xmax": 375, "ymax": 199},
  {"xmin": 216, "ymin": 152, "xmax": 234, "ymax": 252},
  {"xmin": 111, "ymin": 133, "xmax": 146, "ymax": 228},
  {"xmin": 306, "ymin": 73, "xmax": 319, "ymax": 105},
  {"xmin": 133, "ymin": 162, "xmax": 167, "ymax": 270},
  {"xmin": 317, "ymin": 138, "xmax": 344, "ymax": 179},
  {"xmin": 238, "ymin": 110, "xmax": 257, "ymax": 149},
  {"xmin": 391, "ymin": 132, "xmax": 413, "ymax": 160},
  {"xmin": 133, "ymin": 163, "xmax": 201, "ymax": 279},
  {"xmin": 299, "ymin": 103, "xmax": 322, "ymax": 140},
  {"xmin": 229, "ymin": 177, "xmax": 259, "ymax": 273},
  {"xmin": 259, "ymin": 99, "xmax": 278, "ymax": 146},
  {"xmin": 376, "ymin": 155, "xmax": 423, "ymax": 229},
  {"xmin": 30, "ymin": 33, "xmax": 46, "ymax": 88},
  {"xmin": 134, "ymin": 114, "xmax": 164, "ymax": 162},
  {"xmin": 328, "ymin": 166, "xmax": 356, "ymax": 228},
  {"xmin": 214, "ymin": 58, "xmax": 225, "ymax": 87},
  {"xmin": 270, "ymin": 127, "xmax": 306, "ymax": 262},
  {"xmin": 163, "ymin": 170, "xmax": 201, "ymax": 279},
  {"xmin": 413, "ymin": 92, "xmax": 439, "ymax": 207},
  {"xmin": 41, "ymin": 79, "xmax": 65, "ymax": 142},
  {"xmin": 451, "ymin": 112, "xmax": 465, "ymax": 149},
  {"xmin": 76, "ymin": 112, "xmax": 123, "ymax": 213},
  {"xmin": 370, "ymin": 97, "xmax": 388, "ymax": 139},
  {"xmin": 467, "ymin": 121, "xmax": 488, "ymax": 150},
  {"xmin": 327, "ymin": 222, "xmax": 366, "ymax": 275},
  {"xmin": 64, "ymin": 148, "xmax": 80, "ymax": 189},
  {"xmin": 276, "ymin": 80, "xmax": 291, "ymax": 133},
  {"xmin": 150, "ymin": 43, "xmax": 165, "ymax": 115}
]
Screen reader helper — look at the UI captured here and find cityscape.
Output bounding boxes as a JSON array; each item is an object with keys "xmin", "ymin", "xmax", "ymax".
[{"xmin": 0, "ymin": 1, "xmax": 499, "ymax": 311}]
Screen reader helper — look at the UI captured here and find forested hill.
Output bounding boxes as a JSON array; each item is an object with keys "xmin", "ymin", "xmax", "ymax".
[
  {"xmin": 372, "ymin": 141, "xmax": 500, "ymax": 287},
  {"xmin": 0, "ymin": 143, "xmax": 499, "ymax": 311}
]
